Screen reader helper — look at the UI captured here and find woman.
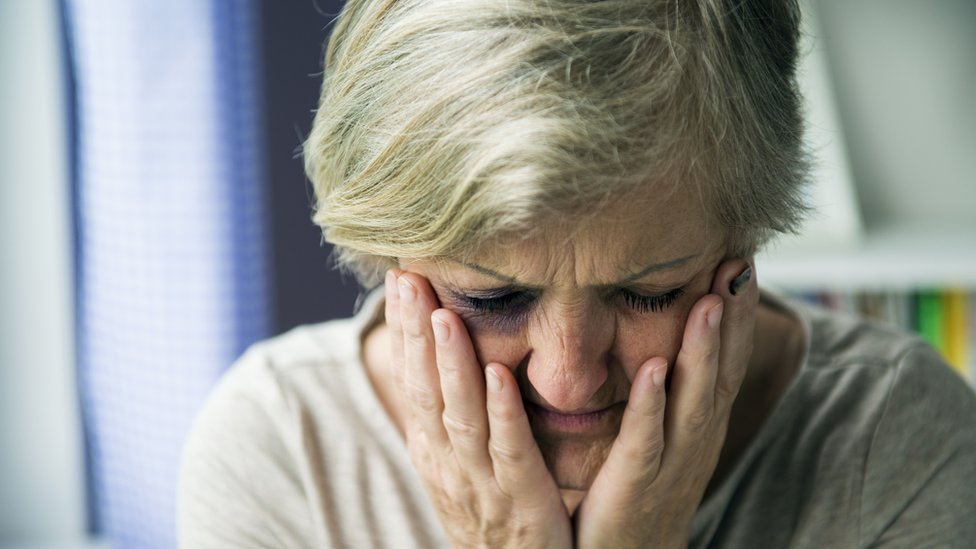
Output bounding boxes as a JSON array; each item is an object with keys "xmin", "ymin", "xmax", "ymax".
[{"xmin": 179, "ymin": 0, "xmax": 976, "ymax": 547}]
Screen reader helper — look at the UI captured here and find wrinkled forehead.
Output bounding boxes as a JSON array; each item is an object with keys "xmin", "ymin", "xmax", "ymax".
[{"xmin": 456, "ymin": 185, "xmax": 724, "ymax": 287}]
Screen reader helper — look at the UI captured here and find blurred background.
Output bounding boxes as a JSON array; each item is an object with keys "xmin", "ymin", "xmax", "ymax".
[{"xmin": 0, "ymin": 0, "xmax": 973, "ymax": 547}]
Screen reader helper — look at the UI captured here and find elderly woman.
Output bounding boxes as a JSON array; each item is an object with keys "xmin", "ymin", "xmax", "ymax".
[{"xmin": 179, "ymin": 0, "xmax": 976, "ymax": 547}]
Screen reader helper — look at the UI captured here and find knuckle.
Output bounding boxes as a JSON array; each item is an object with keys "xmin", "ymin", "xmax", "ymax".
[
  {"xmin": 645, "ymin": 437, "xmax": 666, "ymax": 461},
  {"xmin": 469, "ymin": 468, "xmax": 499, "ymax": 491},
  {"xmin": 489, "ymin": 439, "xmax": 529, "ymax": 465},
  {"xmin": 725, "ymin": 295, "xmax": 751, "ymax": 318},
  {"xmin": 488, "ymin": 400, "xmax": 524, "ymax": 424},
  {"xmin": 700, "ymin": 344, "xmax": 721, "ymax": 365},
  {"xmin": 715, "ymin": 369, "xmax": 745, "ymax": 402},
  {"xmin": 442, "ymin": 413, "xmax": 480, "ymax": 439},
  {"xmin": 623, "ymin": 435, "xmax": 665, "ymax": 465},
  {"xmin": 401, "ymin": 320, "xmax": 429, "ymax": 343},
  {"xmin": 436, "ymin": 355, "xmax": 460, "ymax": 377},
  {"xmin": 729, "ymin": 309, "xmax": 752, "ymax": 329},
  {"xmin": 683, "ymin": 405, "xmax": 713, "ymax": 430},
  {"xmin": 406, "ymin": 382, "xmax": 441, "ymax": 415},
  {"xmin": 405, "ymin": 430, "xmax": 431, "ymax": 461}
]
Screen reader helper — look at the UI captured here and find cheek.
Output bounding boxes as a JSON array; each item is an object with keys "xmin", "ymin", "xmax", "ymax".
[
  {"xmin": 429, "ymin": 285, "xmax": 530, "ymax": 369},
  {"xmin": 615, "ymin": 306, "xmax": 693, "ymax": 378},
  {"xmin": 457, "ymin": 308, "xmax": 693, "ymax": 379},
  {"xmin": 614, "ymin": 268, "xmax": 716, "ymax": 375},
  {"xmin": 448, "ymin": 313, "xmax": 529, "ymax": 370},
  {"xmin": 465, "ymin": 330, "xmax": 527, "ymax": 371}
]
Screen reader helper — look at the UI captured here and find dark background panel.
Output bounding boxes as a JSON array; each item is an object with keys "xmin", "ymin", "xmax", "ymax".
[{"xmin": 259, "ymin": 0, "xmax": 359, "ymax": 334}]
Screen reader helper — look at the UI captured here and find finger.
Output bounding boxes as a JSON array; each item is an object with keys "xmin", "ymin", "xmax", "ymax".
[
  {"xmin": 710, "ymin": 260, "xmax": 758, "ymax": 408},
  {"xmin": 385, "ymin": 269, "xmax": 406, "ymax": 393},
  {"xmin": 387, "ymin": 270, "xmax": 431, "ymax": 448},
  {"xmin": 484, "ymin": 363, "xmax": 557, "ymax": 499},
  {"xmin": 432, "ymin": 308, "xmax": 492, "ymax": 477},
  {"xmin": 592, "ymin": 357, "xmax": 669, "ymax": 491},
  {"xmin": 666, "ymin": 292, "xmax": 723, "ymax": 448},
  {"xmin": 397, "ymin": 272, "xmax": 451, "ymax": 451}
]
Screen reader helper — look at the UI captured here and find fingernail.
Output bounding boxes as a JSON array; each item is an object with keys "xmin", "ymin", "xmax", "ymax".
[
  {"xmin": 398, "ymin": 276, "xmax": 415, "ymax": 302},
  {"xmin": 485, "ymin": 366, "xmax": 502, "ymax": 392},
  {"xmin": 707, "ymin": 302, "xmax": 724, "ymax": 329},
  {"xmin": 651, "ymin": 363, "xmax": 667, "ymax": 387},
  {"xmin": 431, "ymin": 315, "xmax": 449, "ymax": 343},
  {"xmin": 729, "ymin": 266, "xmax": 752, "ymax": 296}
]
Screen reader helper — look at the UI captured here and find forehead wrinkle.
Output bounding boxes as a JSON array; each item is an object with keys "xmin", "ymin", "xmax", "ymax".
[
  {"xmin": 449, "ymin": 187, "xmax": 718, "ymax": 288},
  {"xmin": 454, "ymin": 260, "xmax": 518, "ymax": 284},
  {"xmin": 550, "ymin": 237, "xmax": 580, "ymax": 287},
  {"xmin": 452, "ymin": 245, "xmax": 699, "ymax": 289},
  {"xmin": 618, "ymin": 253, "xmax": 700, "ymax": 284}
]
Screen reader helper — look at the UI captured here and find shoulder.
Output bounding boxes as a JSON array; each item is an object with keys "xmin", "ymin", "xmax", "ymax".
[
  {"xmin": 858, "ymin": 339, "xmax": 976, "ymax": 546},
  {"xmin": 802, "ymin": 299, "xmax": 930, "ymax": 371},
  {"xmin": 191, "ymin": 316, "xmax": 365, "ymax": 435},
  {"xmin": 797, "ymin": 299, "xmax": 976, "ymax": 434},
  {"xmin": 787, "ymin": 298, "xmax": 976, "ymax": 546},
  {"xmin": 177, "ymin": 316, "xmax": 366, "ymax": 546},
  {"xmin": 181, "ymin": 310, "xmax": 372, "ymax": 461},
  {"xmin": 786, "ymin": 295, "xmax": 976, "ymax": 443}
]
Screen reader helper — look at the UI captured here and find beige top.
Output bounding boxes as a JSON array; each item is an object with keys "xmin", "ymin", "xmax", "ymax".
[{"xmin": 178, "ymin": 289, "xmax": 976, "ymax": 548}]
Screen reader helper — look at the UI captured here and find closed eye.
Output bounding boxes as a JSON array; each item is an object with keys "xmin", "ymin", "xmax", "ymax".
[
  {"xmin": 450, "ymin": 288, "xmax": 537, "ymax": 314},
  {"xmin": 619, "ymin": 287, "xmax": 684, "ymax": 313},
  {"xmin": 445, "ymin": 286, "xmax": 683, "ymax": 323}
]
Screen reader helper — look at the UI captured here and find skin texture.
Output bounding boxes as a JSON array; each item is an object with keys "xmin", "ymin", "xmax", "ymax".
[{"xmin": 370, "ymin": 186, "xmax": 768, "ymax": 547}]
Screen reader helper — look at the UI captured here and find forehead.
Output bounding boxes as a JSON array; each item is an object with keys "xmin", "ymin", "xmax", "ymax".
[{"xmin": 456, "ymin": 184, "xmax": 723, "ymax": 286}]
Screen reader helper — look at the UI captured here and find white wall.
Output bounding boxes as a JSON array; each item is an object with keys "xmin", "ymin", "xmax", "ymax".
[
  {"xmin": 817, "ymin": 0, "xmax": 976, "ymax": 230},
  {"xmin": 0, "ymin": 0, "xmax": 88, "ymax": 543}
]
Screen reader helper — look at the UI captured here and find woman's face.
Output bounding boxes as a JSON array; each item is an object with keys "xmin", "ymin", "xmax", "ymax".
[{"xmin": 401, "ymin": 186, "xmax": 727, "ymax": 490}]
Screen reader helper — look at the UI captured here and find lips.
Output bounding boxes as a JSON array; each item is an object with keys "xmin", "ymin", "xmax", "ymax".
[{"xmin": 524, "ymin": 401, "xmax": 626, "ymax": 437}]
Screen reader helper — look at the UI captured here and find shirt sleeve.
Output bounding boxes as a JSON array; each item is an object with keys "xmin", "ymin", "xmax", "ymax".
[
  {"xmin": 177, "ymin": 353, "xmax": 318, "ymax": 548},
  {"xmin": 860, "ymin": 343, "xmax": 976, "ymax": 548}
]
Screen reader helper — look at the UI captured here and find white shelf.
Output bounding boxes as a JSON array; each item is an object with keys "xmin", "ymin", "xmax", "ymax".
[{"xmin": 757, "ymin": 225, "xmax": 976, "ymax": 292}]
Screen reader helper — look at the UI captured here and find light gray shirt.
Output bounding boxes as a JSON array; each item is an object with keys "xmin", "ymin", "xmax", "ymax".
[{"xmin": 178, "ymin": 289, "xmax": 976, "ymax": 548}]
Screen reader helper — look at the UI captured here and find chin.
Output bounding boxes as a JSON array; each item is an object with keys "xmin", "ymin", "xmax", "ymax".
[{"xmin": 537, "ymin": 436, "xmax": 615, "ymax": 490}]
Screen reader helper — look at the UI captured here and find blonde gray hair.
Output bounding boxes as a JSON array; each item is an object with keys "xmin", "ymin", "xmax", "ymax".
[{"xmin": 304, "ymin": 0, "xmax": 810, "ymax": 286}]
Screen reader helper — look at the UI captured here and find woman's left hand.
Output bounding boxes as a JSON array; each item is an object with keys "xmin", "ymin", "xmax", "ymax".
[{"xmin": 574, "ymin": 259, "xmax": 758, "ymax": 548}]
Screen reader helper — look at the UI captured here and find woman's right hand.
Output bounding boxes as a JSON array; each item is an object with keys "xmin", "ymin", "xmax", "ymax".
[{"xmin": 385, "ymin": 269, "xmax": 572, "ymax": 548}]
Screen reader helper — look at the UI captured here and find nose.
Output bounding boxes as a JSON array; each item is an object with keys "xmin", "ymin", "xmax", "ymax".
[{"xmin": 524, "ymin": 300, "xmax": 612, "ymax": 412}]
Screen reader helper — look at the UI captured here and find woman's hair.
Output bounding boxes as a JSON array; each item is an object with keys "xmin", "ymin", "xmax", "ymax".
[{"xmin": 304, "ymin": 0, "xmax": 810, "ymax": 286}]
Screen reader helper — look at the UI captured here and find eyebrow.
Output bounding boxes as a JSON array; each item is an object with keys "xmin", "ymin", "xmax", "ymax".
[{"xmin": 455, "ymin": 254, "xmax": 700, "ymax": 286}]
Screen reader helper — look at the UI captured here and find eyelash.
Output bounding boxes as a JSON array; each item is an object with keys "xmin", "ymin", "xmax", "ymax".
[
  {"xmin": 619, "ymin": 288, "xmax": 685, "ymax": 313},
  {"xmin": 458, "ymin": 291, "xmax": 536, "ymax": 314},
  {"xmin": 458, "ymin": 288, "xmax": 684, "ymax": 315}
]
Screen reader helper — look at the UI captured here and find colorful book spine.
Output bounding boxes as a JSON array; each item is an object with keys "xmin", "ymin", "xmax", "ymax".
[
  {"xmin": 970, "ymin": 295, "xmax": 976, "ymax": 384},
  {"xmin": 915, "ymin": 290, "xmax": 946, "ymax": 360},
  {"xmin": 790, "ymin": 288, "xmax": 973, "ymax": 384},
  {"xmin": 942, "ymin": 290, "xmax": 970, "ymax": 380}
]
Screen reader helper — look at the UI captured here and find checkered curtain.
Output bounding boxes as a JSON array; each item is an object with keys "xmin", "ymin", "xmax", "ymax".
[{"xmin": 64, "ymin": 1, "xmax": 270, "ymax": 546}]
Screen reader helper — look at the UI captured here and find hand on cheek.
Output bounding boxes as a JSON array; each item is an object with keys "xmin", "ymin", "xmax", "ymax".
[
  {"xmin": 574, "ymin": 259, "xmax": 757, "ymax": 549},
  {"xmin": 385, "ymin": 269, "xmax": 572, "ymax": 548}
]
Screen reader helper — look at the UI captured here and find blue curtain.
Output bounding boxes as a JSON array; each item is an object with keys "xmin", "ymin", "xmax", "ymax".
[{"xmin": 64, "ymin": 1, "xmax": 270, "ymax": 546}]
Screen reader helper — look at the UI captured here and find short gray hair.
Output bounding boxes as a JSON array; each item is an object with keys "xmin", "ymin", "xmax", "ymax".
[{"xmin": 304, "ymin": 0, "xmax": 810, "ymax": 286}]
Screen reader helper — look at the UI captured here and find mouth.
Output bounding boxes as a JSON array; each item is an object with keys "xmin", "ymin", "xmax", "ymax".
[{"xmin": 524, "ymin": 401, "xmax": 626, "ymax": 437}]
